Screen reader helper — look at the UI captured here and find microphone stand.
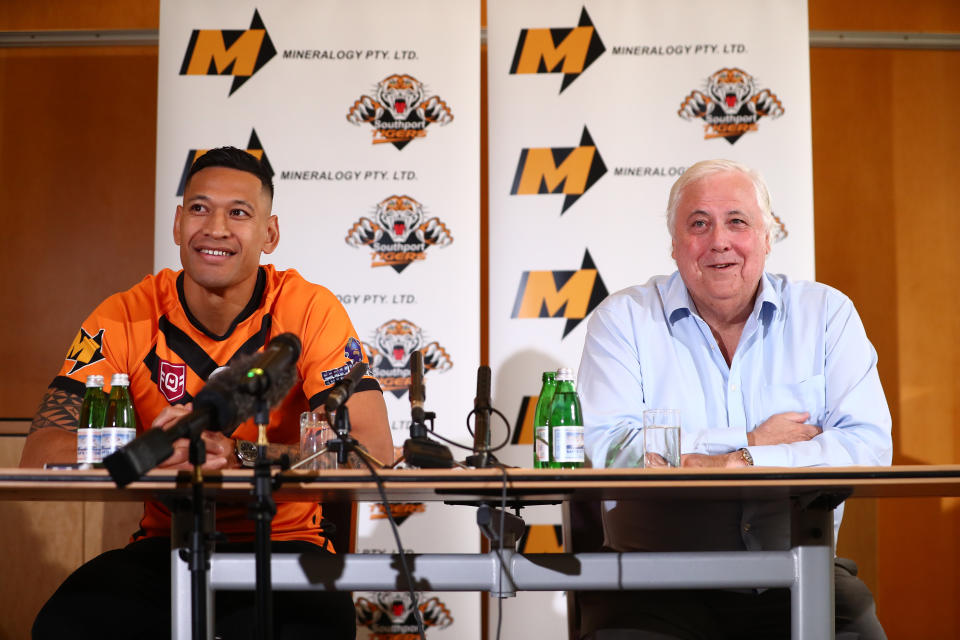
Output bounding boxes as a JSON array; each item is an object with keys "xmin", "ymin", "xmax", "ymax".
[
  {"xmin": 186, "ymin": 433, "xmax": 213, "ymax": 640},
  {"xmin": 324, "ymin": 404, "xmax": 386, "ymax": 469}
]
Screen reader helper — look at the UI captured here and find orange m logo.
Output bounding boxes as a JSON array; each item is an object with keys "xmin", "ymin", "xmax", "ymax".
[
  {"xmin": 178, "ymin": 10, "xmax": 276, "ymax": 95},
  {"xmin": 509, "ymin": 8, "xmax": 605, "ymax": 93},
  {"xmin": 510, "ymin": 127, "xmax": 606, "ymax": 214}
]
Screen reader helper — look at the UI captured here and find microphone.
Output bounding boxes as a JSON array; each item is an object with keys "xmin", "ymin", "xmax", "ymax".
[
  {"xmin": 104, "ymin": 336, "xmax": 302, "ymax": 487},
  {"xmin": 401, "ymin": 351, "xmax": 454, "ymax": 468},
  {"xmin": 242, "ymin": 332, "xmax": 302, "ymax": 396},
  {"xmin": 465, "ymin": 365, "xmax": 495, "ymax": 468},
  {"xmin": 409, "ymin": 351, "xmax": 426, "ymax": 425},
  {"xmin": 325, "ymin": 361, "xmax": 368, "ymax": 417}
]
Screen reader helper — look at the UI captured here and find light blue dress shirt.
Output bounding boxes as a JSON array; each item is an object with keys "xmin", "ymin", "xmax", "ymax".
[{"xmin": 577, "ymin": 271, "xmax": 892, "ymax": 551}]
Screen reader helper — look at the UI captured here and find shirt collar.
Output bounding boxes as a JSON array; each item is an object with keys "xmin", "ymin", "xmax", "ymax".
[{"xmin": 660, "ymin": 270, "xmax": 781, "ymax": 325}]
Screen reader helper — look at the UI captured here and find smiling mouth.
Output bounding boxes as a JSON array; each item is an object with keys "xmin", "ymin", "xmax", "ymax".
[
  {"xmin": 708, "ymin": 263, "xmax": 737, "ymax": 270},
  {"xmin": 197, "ymin": 248, "xmax": 234, "ymax": 257}
]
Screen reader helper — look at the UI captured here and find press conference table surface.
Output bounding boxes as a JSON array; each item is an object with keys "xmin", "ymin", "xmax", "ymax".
[{"xmin": 2, "ymin": 464, "xmax": 960, "ymax": 503}]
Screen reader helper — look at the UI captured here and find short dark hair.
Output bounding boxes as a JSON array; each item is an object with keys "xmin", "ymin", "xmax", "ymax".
[{"xmin": 185, "ymin": 146, "xmax": 274, "ymax": 199}]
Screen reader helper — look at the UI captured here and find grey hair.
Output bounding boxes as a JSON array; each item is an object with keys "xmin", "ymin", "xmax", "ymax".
[{"xmin": 666, "ymin": 159, "xmax": 775, "ymax": 242}]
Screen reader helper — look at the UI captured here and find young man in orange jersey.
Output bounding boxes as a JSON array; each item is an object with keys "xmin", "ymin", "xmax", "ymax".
[{"xmin": 21, "ymin": 147, "xmax": 392, "ymax": 639}]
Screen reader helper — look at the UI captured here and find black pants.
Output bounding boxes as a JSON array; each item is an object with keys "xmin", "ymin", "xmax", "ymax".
[
  {"xmin": 32, "ymin": 537, "xmax": 356, "ymax": 640},
  {"xmin": 578, "ymin": 557, "xmax": 886, "ymax": 640}
]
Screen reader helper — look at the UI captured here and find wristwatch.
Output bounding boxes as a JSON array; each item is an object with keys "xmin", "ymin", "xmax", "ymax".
[
  {"xmin": 738, "ymin": 447, "xmax": 754, "ymax": 466},
  {"xmin": 235, "ymin": 440, "xmax": 258, "ymax": 468}
]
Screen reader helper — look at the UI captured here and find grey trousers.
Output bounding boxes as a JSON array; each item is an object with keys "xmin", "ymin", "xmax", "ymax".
[{"xmin": 578, "ymin": 557, "xmax": 886, "ymax": 640}]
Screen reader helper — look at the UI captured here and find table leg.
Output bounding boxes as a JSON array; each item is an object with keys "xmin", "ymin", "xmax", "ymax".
[{"xmin": 790, "ymin": 494, "xmax": 842, "ymax": 640}]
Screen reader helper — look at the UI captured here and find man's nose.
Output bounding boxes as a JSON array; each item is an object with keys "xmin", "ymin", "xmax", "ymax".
[
  {"xmin": 203, "ymin": 210, "xmax": 230, "ymax": 237},
  {"xmin": 709, "ymin": 226, "xmax": 731, "ymax": 251}
]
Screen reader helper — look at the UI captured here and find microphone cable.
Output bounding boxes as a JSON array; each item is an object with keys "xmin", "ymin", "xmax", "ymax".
[{"xmin": 354, "ymin": 452, "xmax": 427, "ymax": 640}]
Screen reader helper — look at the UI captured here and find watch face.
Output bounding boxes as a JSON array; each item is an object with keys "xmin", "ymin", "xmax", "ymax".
[{"xmin": 237, "ymin": 440, "xmax": 258, "ymax": 465}]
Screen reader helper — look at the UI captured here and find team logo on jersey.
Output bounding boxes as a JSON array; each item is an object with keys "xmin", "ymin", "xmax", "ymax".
[
  {"xmin": 65, "ymin": 328, "xmax": 105, "ymax": 375},
  {"xmin": 158, "ymin": 359, "xmax": 186, "ymax": 402},
  {"xmin": 362, "ymin": 320, "xmax": 452, "ymax": 398},
  {"xmin": 369, "ymin": 502, "xmax": 425, "ymax": 525},
  {"xmin": 347, "ymin": 74, "xmax": 454, "ymax": 150},
  {"xmin": 345, "ymin": 195, "xmax": 453, "ymax": 273},
  {"xmin": 177, "ymin": 129, "xmax": 274, "ymax": 196},
  {"xmin": 511, "ymin": 249, "xmax": 608, "ymax": 338},
  {"xmin": 355, "ymin": 593, "xmax": 453, "ymax": 636},
  {"xmin": 178, "ymin": 9, "xmax": 276, "ymax": 96},
  {"xmin": 510, "ymin": 126, "xmax": 607, "ymax": 214},
  {"xmin": 321, "ymin": 337, "xmax": 366, "ymax": 385},
  {"xmin": 678, "ymin": 68, "xmax": 784, "ymax": 144},
  {"xmin": 509, "ymin": 7, "xmax": 606, "ymax": 93}
]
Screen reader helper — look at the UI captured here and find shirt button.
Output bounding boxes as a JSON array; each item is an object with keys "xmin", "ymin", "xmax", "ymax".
[{"xmin": 730, "ymin": 383, "xmax": 738, "ymax": 391}]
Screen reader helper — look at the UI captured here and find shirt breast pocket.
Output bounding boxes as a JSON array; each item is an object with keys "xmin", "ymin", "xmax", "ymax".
[{"xmin": 759, "ymin": 374, "xmax": 825, "ymax": 426}]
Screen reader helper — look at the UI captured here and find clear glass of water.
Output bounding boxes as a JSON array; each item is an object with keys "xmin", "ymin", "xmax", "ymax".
[
  {"xmin": 642, "ymin": 409, "xmax": 681, "ymax": 468},
  {"xmin": 299, "ymin": 411, "xmax": 337, "ymax": 471}
]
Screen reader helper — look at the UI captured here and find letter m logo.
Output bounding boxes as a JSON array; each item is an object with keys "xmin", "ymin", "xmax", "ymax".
[
  {"xmin": 510, "ymin": 126, "xmax": 607, "ymax": 214},
  {"xmin": 509, "ymin": 7, "xmax": 605, "ymax": 93},
  {"xmin": 511, "ymin": 249, "xmax": 608, "ymax": 338},
  {"xmin": 179, "ymin": 10, "xmax": 277, "ymax": 96}
]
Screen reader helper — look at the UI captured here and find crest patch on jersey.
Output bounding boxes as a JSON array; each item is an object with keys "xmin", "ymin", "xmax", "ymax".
[
  {"xmin": 159, "ymin": 359, "xmax": 186, "ymax": 402},
  {"xmin": 66, "ymin": 328, "xmax": 106, "ymax": 375},
  {"xmin": 321, "ymin": 337, "xmax": 365, "ymax": 385}
]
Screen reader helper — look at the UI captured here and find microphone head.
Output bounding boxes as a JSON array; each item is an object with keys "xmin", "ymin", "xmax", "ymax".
[
  {"xmin": 474, "ymin": 365, "xmax": 491, "ymax": 409},
  {"xmin": 409, "ymin": 351, "xmax": 425, "ymax": 406}
]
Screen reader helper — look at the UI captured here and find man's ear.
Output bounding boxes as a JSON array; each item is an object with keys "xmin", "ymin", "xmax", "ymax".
[
  {"xmin": 173, "ymin": 205, "xmax": 183, "ymax": 246},
  {"xmin": 262, "ymin": 215, "xmax": 280, "ymax": 254}
]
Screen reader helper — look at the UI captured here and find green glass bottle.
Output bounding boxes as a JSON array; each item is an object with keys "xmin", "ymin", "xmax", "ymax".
[
  {"xmin": 77, "ymin": 374, "xmax": 107, "ymax": 464},
  {"xmin": 103, "ymin": 373, "xmax": 137, "ymax": 459},
  {"xmin": 548, "ymin": 368, "xmax": 584, "ymax": 469},
  {"xmin": 532, "ymin": 371, "xmax": 557, "ymax": 469}
]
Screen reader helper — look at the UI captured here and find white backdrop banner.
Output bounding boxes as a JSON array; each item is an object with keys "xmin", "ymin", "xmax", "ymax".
[
  {"xmin": 488, "ymin": 0, "xmax": 813, "ymax": 636},
  {"xmin": 156, "ymin": 1, "xmax": 480, "ymax": 638}
]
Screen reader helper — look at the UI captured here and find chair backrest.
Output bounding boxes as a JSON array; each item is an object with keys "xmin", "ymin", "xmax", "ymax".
[{"xmin": 321, "ymin": 501, "xmax": 357, "ymax": 554}]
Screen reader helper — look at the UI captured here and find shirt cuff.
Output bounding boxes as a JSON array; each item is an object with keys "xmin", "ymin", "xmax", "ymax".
[
  {"xmin": 688, "ymin": 428, "xmax": 748, "ymax": 455},
  {"xmin": 746, "ymin": 444, "xmax": 791, "ymax": 467}
]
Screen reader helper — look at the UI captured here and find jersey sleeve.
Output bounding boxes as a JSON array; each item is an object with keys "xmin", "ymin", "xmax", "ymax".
[
  {"xmin": 292, "ymin": 285, "xmax": 381, "ymax": 411},
  {"xmin": 50, "ymin": 293, "xmax": 135, "ymax": 398}
]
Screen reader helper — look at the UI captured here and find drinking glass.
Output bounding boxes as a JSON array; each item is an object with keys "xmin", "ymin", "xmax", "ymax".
[
  {"xmin": 299, "ymin": 411, "xmax": 337, "ymax": 470},
  {"xmin": 642, "ymin": 409, "xmax": 681, "ymax": 468}
]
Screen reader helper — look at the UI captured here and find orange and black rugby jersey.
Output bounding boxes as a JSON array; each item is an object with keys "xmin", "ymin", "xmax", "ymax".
[{"xmin": 51, "ymin": 265, "xmax": 379, "ymax": 545}]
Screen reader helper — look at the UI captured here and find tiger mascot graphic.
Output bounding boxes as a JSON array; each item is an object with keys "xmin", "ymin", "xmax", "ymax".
[
  {"xmin": 355, "ymin": 592, "xmax": 453, "ymax": 634},
  {"xmin": 362, "ymin": 320, "xmax": 452, "ymax": 397},
  {"xmin": 347, "ymin": 74, "xmax": 453, "ymax": 149},
  {"xmin": 678, "ymin": 67, "xmax": 784, "ymax": 144},
  {"xmin": 345, "ymin": 195, "xmax": 453, "ymax": 273}
]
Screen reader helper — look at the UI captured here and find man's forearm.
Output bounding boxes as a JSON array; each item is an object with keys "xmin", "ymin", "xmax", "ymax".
[{"xmin": 20, "ymin": 387, "xmax": 82, "ymax": 467}]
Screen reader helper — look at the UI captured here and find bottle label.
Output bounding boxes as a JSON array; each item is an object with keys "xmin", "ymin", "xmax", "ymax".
[
  {"xmin": 77, "ymin": 429, "xmax": 100, "ymax": 464},
  {"xmin": 101, "ymin": 428, "xmax": 136, "ymax": 458},
  {"xmin": 552, "ymin": 426, "xmax": 584, "ymax": 463},
  {"xmin": 534, "ymin": 426, "xmax": 549, "ymax": 464}
]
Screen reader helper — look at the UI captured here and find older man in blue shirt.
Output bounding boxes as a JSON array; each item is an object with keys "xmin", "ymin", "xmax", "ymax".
[{"xmin": 577, "ymin": 159, "xmax": 891, "ymax": 639}]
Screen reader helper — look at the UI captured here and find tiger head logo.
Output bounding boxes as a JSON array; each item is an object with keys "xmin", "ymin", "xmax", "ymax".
[
  {"xmin": 347, "ymin": 73, "xmax": 454, "ymax": 149},
  {"xmin": 355, "ymin": 593, "xmax": 453, "ymax": 632},
  {"xmin": 376, "ymin": 319, "xmax": 423, "ymax": 368},
  {"xmin": 362, "ymin": 319, "xmax": 453, "ymax": 397},
  {"xmin": 377, "ymin": 195, "xmax": 423, "ymax": 243},
  {"xmin": 706, "ymin": 68, "xmax": 756, "ymax": 115},
  {"xmin": 377, "ymin": 74, "xmax": 424, "ymax": 120},
  {"xmin": 678, "ymin": 67, "xmax": 784, "ymax": 145}
]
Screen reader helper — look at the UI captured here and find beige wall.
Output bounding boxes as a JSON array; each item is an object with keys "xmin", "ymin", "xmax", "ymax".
[{"xmin": 2, "ymin": 1, "xmax": 959, "ymax": 638}]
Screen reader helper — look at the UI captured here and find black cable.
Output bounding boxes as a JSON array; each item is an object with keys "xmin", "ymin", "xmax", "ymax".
[
  {"xmin": 420, "ymin": 407, "xmax": 513, "ymax": 454},
  {"xmin": 355, "ymin": 453, "xmax": 426, "ymax": 640}
]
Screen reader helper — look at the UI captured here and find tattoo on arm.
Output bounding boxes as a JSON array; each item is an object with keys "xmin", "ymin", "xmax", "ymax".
[{"xmin": 30, "ymin": 388, "xmax": 81, "ymax": 433}]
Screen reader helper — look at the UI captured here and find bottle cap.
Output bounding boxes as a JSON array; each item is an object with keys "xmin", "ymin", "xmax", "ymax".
[
  {"xmin": 555, "ymin": 367, "xmax": 574, "ymax": 382},
  {"xmin": 542, "ymin": 370, "xmax": 556, "ymax": 382},
  {"xmin": 94, "ymin": 375, "xmax": 106, "ymax": 387},
  {"xmin": 85, "ymin": 375, "xmax": 100, "ymax": 388},
  {"xmin": 110, "ymin": 373, "xmax": 130, "ymax": 387}
]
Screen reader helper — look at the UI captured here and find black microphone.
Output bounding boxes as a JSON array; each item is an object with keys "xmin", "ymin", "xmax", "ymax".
[
  {"xmin": 465, "ymin": 366, "xmax": 494, "ymax": 468},
  {"xmin": 104, "ymin": 339, "xmax": 301, "ymax": 487},
  {"xmin": 242, "ymin": 332, "xmax": 302, "ymax": 396},
  {"xmin": 325, "ymin": 361, "xmax": 368, "ymax": 416},
  {"xmin": 401, "ymin": 351, "xmax": 454, "ymax": 468},
  {"xmin": 409, "ymin": 350, "xmax": 426, "ymax": 425}
]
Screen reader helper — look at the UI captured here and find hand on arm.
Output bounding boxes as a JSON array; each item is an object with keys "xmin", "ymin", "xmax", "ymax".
[
  {"xmin": 152, "ymin": 403, "xmax": 237, "ymax": 470},
  {"xmin": 747, "ymin": 411, "xmax": 820, "ymax": 446},
  {"xmin": 19, "ymin": 388, "xmax": 82, "ymax": 467}
]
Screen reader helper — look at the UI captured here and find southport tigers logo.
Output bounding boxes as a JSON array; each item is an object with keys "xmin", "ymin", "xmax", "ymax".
[
  {"xmin": 362, "ymin": 320, "xmax": 452, "ymax": 398},
  {"xmin": 347, "ymin": 74, "xmax": 453, "ymax": 150},
  {"xmin": 678, "ymin": 68, "xmax": 784, "ymax": 144},
  {"xmin": 345, "ymin": 195, "xmax": 453, "ymax": 273},
  {"xmin": 355, "ymin": 592, "xmax": 453, "ymax": 635},
  {"xmin": 178, "ymin": 9, "xmax": 276, "ymax": 96},
  {"xmin": 176, "ymin": 130, "xmax": 273, "ymax": 196},
  {"xmin": 509, "ymin": 7, "xmax": 606, "ymax": 93},
  {"xmin": 368, "ymin": 502, "xmax": 425, "ymax": 525}
]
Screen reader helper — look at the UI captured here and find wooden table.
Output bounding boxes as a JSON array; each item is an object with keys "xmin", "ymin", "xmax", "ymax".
[{"xmin": 5, "ymin": 465, "xmax": 960, "ymax": 640}]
